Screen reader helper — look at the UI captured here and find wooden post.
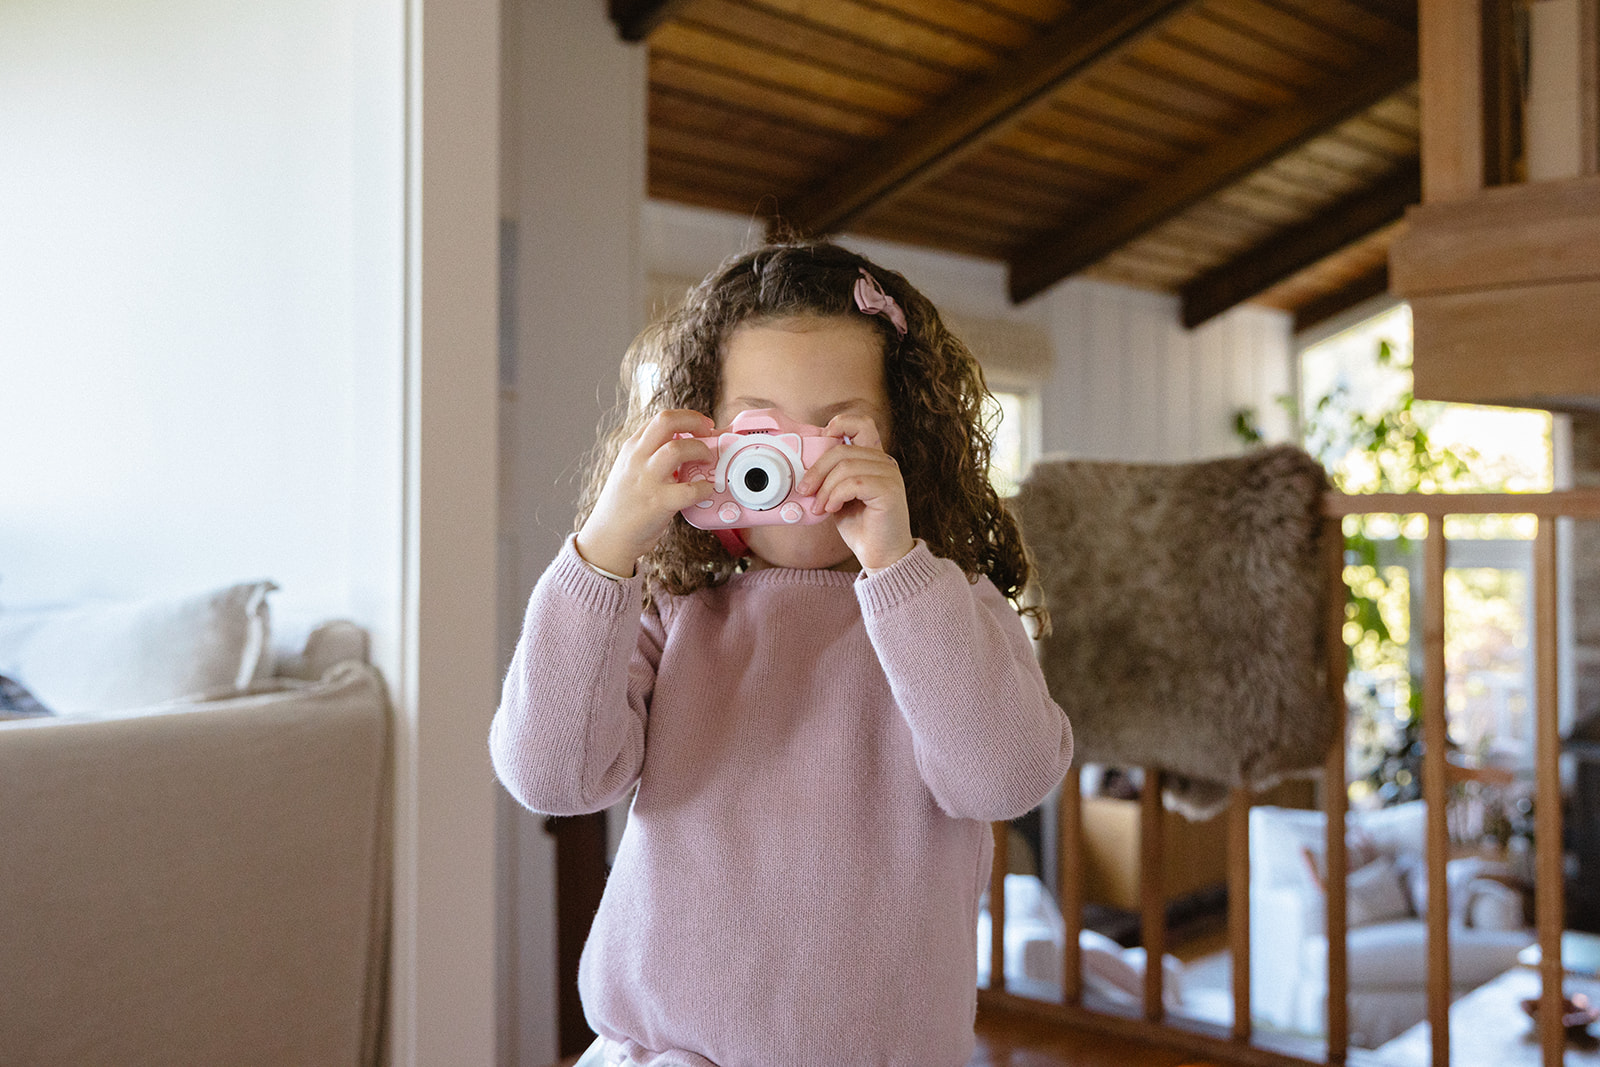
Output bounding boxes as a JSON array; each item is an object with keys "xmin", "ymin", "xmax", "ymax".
[
  {"xmin": 1583, "ymin": 0, "xmax": 1599, "ymax": 175},
  {"xmin": 1421, "ymin": 520, "xmax": 1452, "ymax": 1067},
  {"xmin": 991, "ymin": 821, "xmax": 1010, "ymax": 992},
  {"xmin": 1323, "ymin": 516, "xmax": 1351, "ymax": 1064},
  {"xmin": 1482, "ymin": 0, "xmax": 1523, "ymax": 187},
  {"xmin": 1534, "ymin": 521, "xmax": 1566, "ymax": 1067},
  {"xmin": 1419, "ymin": 0, "xmax": 1488, "ymax": 201},
  {"xmin": 1227, "ymin": 788, "xmax": 1252, "ymax": 1043},
  {"xmin": 1140, "ymin": 769, "xmax": 1166, "ymax": 1022},
  {"xmin": 1059, "ymin": 766, "xmax": 1084, "ymax": 1005}
]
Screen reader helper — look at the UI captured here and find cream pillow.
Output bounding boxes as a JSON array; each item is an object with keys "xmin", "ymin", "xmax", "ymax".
[
  {"xmin": 0, "ymin": 581, "xmax": 275, "ymax": 714},
  {"xmin": 1404, "ymin": 855, "xmax": 1486, "ymax": 925},
  {"xmin": 1345, "ymin": 856, "xmax": 1414, "ymax": 927},
  {"xmin": 1466, "ymin": 878, "xmax": 1524, "ymax": 930}
]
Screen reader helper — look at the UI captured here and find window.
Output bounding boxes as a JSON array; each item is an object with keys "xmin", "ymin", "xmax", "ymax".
[
  {"xmin": 1299, "ymin": 302, "xmax": 1553, "ymax": 797},
  {"xmin": 984, "ymin": 384, "xmax": 1040, "ymax": 498}
]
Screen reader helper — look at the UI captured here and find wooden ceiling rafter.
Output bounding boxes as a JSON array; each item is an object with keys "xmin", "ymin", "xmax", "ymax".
[
  {"xmin": 781, "ymin": 0, "xmax": 1205, "ymax": 236},
  {"xmin": 1007, "ymin": 39, "xmax": 1421, "ymax": 303},
  {"xmin": 678, "ymin": 0, "xmax": 967, "ymax": 97},
  {"xmin": 638, "ymin": 0, "xmax": 1427, "ymax": 325},
  {"xmin": 649, "ymin": 53, "xmax": 897, "ymax": 139},
  {"xmin": 1292, "ymin": 262, "xmax": 1392, "ymax": 332},
  {"xmin": 1180, "ymin": 159, "xmax": 1421, "ymax": 328}
]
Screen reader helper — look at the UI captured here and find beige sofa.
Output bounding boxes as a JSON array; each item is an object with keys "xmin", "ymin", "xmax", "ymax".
[{"xmin": 0, "ymin": 583, "xmax": 391, "ymax": 1067}]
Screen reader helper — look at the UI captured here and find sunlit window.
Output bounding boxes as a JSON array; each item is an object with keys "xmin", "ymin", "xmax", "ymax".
[
  {"xmin": 1300, "ymin": 303, "xmax": 1553, "ymax": 799},
  {"xmin": 983, "ymin": 387, "xmax": 1035, "ymax": 498}
]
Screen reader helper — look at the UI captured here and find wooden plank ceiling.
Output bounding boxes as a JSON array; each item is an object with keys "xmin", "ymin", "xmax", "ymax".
[{"xmin": 615, "ymin": 0, "xmax": 1420, "ymax": 328}]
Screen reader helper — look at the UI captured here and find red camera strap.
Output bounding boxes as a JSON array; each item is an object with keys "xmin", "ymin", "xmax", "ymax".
[{"xmin": 713, "ymin": 527, "xmax": 750, "ymax": 558}]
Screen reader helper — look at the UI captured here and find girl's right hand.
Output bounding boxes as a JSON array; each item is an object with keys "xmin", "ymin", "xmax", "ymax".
[{"xmin": 575, "ymin": 409, "xmax": 717, "ymax": 577}]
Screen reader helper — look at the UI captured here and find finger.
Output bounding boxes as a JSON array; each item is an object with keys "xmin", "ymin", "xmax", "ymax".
[
  {"xmin": 636, "ymin": 408, "xmax": 716, "ymax": 452},
  {"xmin": 664, "ymin": 479, "xmax": 715, "ymax": 512},
  {"xmin": 821, "ymin": 413, "xmax": 883, "ymax": 451},
  {"xmin": 795, "ymin": 444, "xmax": 846, "ymax": 497},
  {"xmin": 798, "ymin": 446, "xmax": 896, "ymax": 498},
  {"xmin": 812, "ymin": 461, "xmax": 897, "ymax": 515},
  {"xmin": 647, "ymin": 436, "xmax": 715, "ymax": 479}
]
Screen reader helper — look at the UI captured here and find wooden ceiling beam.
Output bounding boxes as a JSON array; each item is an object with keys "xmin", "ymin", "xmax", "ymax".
[
  {"xmin": 782, "ymin": 0, "xmax": 1202, "ymax": 236},
  {"xmin": 1008, "ymin": 45, "xmax": 1420, "ymax": 303},
  {"xmin": 1293, "ymin": 262, "xmax": 1391, "ymax": 333},
  {"xmin": 1180, "ymin": 160, "xmax": 1420, "ymax": 329},
  {"xmin": 609, "ymin": 0, "xmax": 694, "ymax": 43}
]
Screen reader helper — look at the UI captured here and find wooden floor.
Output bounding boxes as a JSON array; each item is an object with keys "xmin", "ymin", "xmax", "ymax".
[
  {"xmin": 972, "ymin": 1004, "xmax": 1221, "ymax": 1067},
  {"xmin": 548, "ymin": 1008, "xmax": 1221, "ymax": 1067}
]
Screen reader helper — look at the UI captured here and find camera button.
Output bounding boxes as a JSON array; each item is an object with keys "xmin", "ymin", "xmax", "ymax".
[
  {"xmin": 694, "ymin": 498, "xmax": 714, "ymax": 509},
  {"xmin": 718, "ymin": 503, "xmax": 742, "ymax": 524},
  {"xmin": 780, "ymin": 502, "xmax": 804, "ymax": 524}
]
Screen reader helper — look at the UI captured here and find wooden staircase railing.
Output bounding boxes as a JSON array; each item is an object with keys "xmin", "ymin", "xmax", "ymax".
[{"xmin": 983, "ymin": 489, "xmax": 1600, "ymax": 1067}]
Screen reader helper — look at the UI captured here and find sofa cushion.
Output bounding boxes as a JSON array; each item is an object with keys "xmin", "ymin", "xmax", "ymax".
[
  {"xmin": 1403, "ymin": 855, "xmax": 1494, "ymax": 925},
  {"xmin": 273, "ymin": 619, "xmax": 371, "ymax": 680},
  {"xmin": 1466, "ymin": 878, "xmax": 1524, "ymax": 931},
  {"xmin": 1345, "ymin": 856, "xmax": 1414, "ymax": 927},
  {"xmin": 0, "ymin": 581, "xmax": 275, "ymax": 714},
  {"xmin": 1305, "ymin": 921, "xmax": 1535, "ymax": 987}
]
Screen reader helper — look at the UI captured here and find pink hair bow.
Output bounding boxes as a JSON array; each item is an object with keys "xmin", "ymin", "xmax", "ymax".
[{"xmin": 853, "ymin": 268, "xmax": 907, "ymax": 338}]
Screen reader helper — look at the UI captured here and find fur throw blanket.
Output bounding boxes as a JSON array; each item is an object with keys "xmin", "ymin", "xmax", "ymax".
[{"xmin": 1014, "ymin": 446, "xmax": 1332, "ymax": 819}]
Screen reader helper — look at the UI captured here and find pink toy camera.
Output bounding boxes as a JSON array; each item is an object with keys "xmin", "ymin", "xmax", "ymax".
[{"xmin": 675, "ymin": 409, "xmax": 843, "ymax": 530}]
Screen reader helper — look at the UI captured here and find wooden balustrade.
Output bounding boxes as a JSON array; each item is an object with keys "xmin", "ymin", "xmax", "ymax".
[{"xmin": 982, "ymin": 489, "xmax": 1600, "ymax": 1067}]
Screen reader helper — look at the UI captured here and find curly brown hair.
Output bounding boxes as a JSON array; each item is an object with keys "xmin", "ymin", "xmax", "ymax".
[{"xmin": 576, "ymin": 239, "xmax": 1039, "ymax": 619}]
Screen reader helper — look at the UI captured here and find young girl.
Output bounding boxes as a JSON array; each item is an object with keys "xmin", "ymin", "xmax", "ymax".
[{"xmin": 491, "ymin": 240, "xmax": 1072, "ymax": 1067}]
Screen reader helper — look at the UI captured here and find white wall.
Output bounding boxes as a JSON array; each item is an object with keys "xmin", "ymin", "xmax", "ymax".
[
  {"xmin": 0, "ymin": 0, "xmax": 403, "ymax": 633},
  {"xmin": 498, "ymin": 3, "xmax": 646, "ymax": 1062},
  {"xmin": 1040, "ymin": 279, "xmax": 1295, "ymax": 461}
]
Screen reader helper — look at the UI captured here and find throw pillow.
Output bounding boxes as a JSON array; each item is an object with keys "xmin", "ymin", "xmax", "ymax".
[
  {"xmin": 1299, "ymin": 840, "xmax": 1415, "ymax": 928},
  {"xmin": 1345, "ymin": 856, "xmax": 1414, "ymax": 926},
  {"xmin": 1403, "ymin": 856, "xmax": 1483, "ymax": 925},
  {"xmin": 0, "ymin": 581, "xmax": 276, "ymax": 714},
  {"xmin": 1298, "ymin": 826, "xmax": 1385, "ymax": 891},
  {"xmin": 1466, "ymin": 878, "xmax": 1524, "ymax": 930},
  {"xmin": 0, "ymin": 673, "xmax": 51, "ymax": 720}
]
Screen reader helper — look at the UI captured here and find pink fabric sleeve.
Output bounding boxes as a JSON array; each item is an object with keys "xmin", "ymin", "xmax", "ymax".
[
  {"xmin": 489, "ymin": 536, "xmax": 663, "ymax": 816},
  {"xmin": 856, "ymin": 542, "xmax": 1073, "ymax": 821}
]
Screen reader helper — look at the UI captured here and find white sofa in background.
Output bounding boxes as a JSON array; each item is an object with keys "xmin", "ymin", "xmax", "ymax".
[
  {"xmin": 978, "ymin": 873, "xmax": 1189, "ymax": 1013},
  {"xmin": 1249, "ymin": 802, "xmax": 1534, "ymax": 1048},
  {"xmin": 0, "ymin": 582, "xmax": 391, "ymax": 1067}
]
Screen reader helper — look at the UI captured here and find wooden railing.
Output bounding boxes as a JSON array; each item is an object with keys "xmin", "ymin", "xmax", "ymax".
[{"xmin": 983, "ymin": 489, "xmax": 1600, "ymax": 1067}]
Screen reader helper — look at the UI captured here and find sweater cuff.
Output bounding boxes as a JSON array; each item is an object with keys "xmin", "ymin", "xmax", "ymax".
[
  {"xmin": 855, "ymin": 540, "xmax": 946, "ymax": 614},
  {"xmin": 547, "ymin": 534, "xmax": 643, "ymax": 615}
]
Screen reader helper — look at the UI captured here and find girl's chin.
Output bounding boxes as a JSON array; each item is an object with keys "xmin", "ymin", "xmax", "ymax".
[{"xmin": 743, "ymin": 523, "xmax": 859, "ymax": 572}]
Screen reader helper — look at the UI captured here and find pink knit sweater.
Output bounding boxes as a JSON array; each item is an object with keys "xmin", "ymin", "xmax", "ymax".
[{"xmin": 491, "ymin": 537, "xmax": 1072, "ymax": 1067}]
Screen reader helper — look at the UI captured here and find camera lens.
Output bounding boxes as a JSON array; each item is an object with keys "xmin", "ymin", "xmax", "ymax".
[{"xmin": 726, "ymin": 444, "xmax": 791, "ymax": 511}]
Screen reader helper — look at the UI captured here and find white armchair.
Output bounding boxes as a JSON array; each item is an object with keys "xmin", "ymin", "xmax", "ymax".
[{"xmin": 1249, "ymin": 802, "xmax": 1534, "ymax": 1047}]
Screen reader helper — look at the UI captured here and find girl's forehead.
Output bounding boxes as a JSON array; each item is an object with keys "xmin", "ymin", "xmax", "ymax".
[{"xmin": 717, "ymin": 315, "xmax": 887, "ymax": 415}]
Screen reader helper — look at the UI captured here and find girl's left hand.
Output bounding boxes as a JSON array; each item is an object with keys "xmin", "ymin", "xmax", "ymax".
[{"xmin": 795, "ymin": 413, "xmax": 915, "ymax": 572}]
